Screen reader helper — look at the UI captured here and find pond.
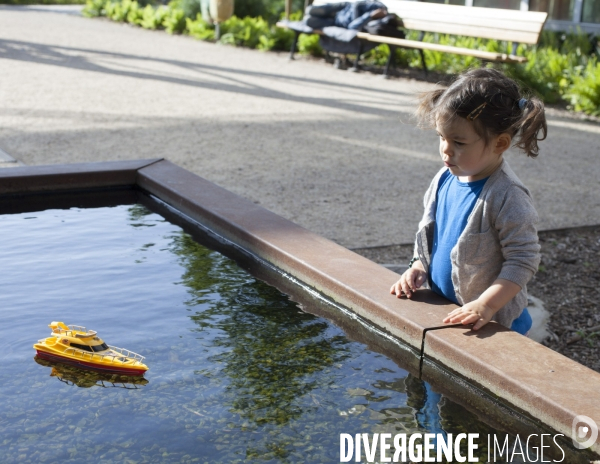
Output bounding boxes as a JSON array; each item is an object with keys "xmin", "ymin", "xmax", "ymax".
[{"xmin": 0, "ymin": 204, "xmax": 553, "ymax": 463}]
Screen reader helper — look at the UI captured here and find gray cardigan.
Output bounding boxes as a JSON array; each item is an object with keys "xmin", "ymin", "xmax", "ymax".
[{"xmin": 414, "ymin": 160, "xmax": 541, "ymax": 328}]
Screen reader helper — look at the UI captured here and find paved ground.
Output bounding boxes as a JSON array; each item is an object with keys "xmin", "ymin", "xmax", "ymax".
[{"xmin": 1, "ymin": 6, "xmax": 599, "ymax": 249}]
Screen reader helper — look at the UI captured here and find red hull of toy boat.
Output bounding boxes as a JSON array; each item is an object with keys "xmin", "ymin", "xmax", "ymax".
[{"xmin": 35, "ymin": 350, "xmax": 147, "ymax": 376}]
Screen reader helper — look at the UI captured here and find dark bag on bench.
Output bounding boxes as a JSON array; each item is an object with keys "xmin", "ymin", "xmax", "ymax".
[
  {"xmin": 363, "ymin": 14, "xmax": 405, "ymax": 38},
  {"xmin": 319, "ymin": 26, "xmax": 379, "ymax": 54}
]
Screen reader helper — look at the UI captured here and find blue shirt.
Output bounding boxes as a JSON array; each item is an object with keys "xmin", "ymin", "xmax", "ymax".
[{"xmin": 430, "ymin": 171, "xmax": 489, "ymax": 304}]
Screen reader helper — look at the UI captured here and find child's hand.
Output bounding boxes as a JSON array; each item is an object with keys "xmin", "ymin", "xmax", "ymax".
[
  {"xmin": 390, "ymin": 261, "xmax": 427, "ymax": 299},
  {"xmin": 443, "ymin": 300, "xmax": 496, "ymax": 330},
  {"xmin": 443, "ymin": 279, "xmax": 521, "ymax": 330}
]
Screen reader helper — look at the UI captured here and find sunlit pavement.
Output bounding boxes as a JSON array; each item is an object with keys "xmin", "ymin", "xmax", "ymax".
[{"xmin": 1, "ymin": 6, "xmax": 599, "ymax": 247}]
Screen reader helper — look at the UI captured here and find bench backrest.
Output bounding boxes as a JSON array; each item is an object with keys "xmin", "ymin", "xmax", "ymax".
[{"xmin": 310, "ymin": 0, "xmax": 548, "ymax": 44}]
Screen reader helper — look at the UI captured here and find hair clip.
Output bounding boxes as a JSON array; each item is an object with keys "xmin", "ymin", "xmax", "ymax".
[
  {"xmin": 466, "ymin": 102, "xmax": 487, "ymax": 121},
  {"xmin": 518, "ymin": 98, "xmax": 528, "ymax": 110}
]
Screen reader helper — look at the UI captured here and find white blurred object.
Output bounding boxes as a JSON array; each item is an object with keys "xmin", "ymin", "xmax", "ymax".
[
  {"xmin": 527, "ymin": 295, "xmax": 550, "ymax": 342},
  {"xmin": 201, "ymin": 0, "xmax": 212, "ymax": 23}
]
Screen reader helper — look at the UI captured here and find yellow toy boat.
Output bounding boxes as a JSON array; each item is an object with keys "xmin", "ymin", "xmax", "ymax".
[{"xmin": 34, "ymin": 322, "xmax": 148, "ymax": 376}]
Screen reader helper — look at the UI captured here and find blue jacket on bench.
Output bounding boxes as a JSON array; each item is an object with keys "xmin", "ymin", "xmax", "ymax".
[{"xmin": 305, "ymin": 1, "xmax": 387, "ymax": 31}]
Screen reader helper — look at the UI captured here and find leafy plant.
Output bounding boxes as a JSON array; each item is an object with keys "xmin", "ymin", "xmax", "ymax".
[
  {"xmin": 140, "ymin": 4, "xmax": 168, "ymax": 29},
  {"xmin": 411, "ymin": 32, "xmax": 496, "ymax": 74},
  {"xmin": 180, "ymin": 0, "xmax": 201, "ymax": 19},
  {"xmin": 126, "ymin": 0, "xmax": 144, "ymax": 25},
  {"xmin": 297, "ymin": 33, "xmax": 322, "ymax": 56},
  {"xmin": 257, "ymin": 25, "xmax": 294, "ymax": 51},
  {"xmin": 105, "ymin": 0, "xmax": 128, "ymax": 22},
  {"xmin": 287, "ymin": 9, "xmax": 302, "ymax": 21},
  {"xmin": 565, "ymin": 57, "xmax": 600, "ymax": 115},
  {"xmin": 539, "ymin": 29, "xmax": 592, "ymax": 56},
  {"xmin": 235, "ymin": 0, "xmax": 304, "ymax": 24},
  {"xmin": 219, "ymin": 16, "xmax": 271, "ymax": 49},
  {"xmin": 186, "ymin": 14, "xmax": 215, "ymax": 40},
  {"xmin": 363, "ymin": 44, "xmax": 390, "ymax": 67},
  {"xmin": 82, "ymin": 0, "xmax": 106, "ymax": 17},
  {"xmin": 163, "ymin": 2, "xmax": 187, "ymax": 34},
  {"xmin": 509, "ymin": 47, "xmax": 573, "ymax": 103}
]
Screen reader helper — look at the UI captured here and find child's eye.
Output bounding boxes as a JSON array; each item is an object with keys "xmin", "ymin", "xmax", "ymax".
[{"xmin": 455, "ymin": 141, "xmax": 464, "ymax": 146}]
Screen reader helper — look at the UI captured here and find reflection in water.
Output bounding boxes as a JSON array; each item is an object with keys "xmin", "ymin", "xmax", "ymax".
[
  {"xmin": 173, "ymin": 234, "xmax": 350, "ymax": 426},
  {"xmin": 128, "ymin": 203, "xmax": 159, "ymax": 225},
  {"xmin": 405, "ymin": 374, "xmax": 500, "ymax": 460},
  {"xmin": 169, "ymin": 234, "xmax": 354, "ymax": 459},
  {"xmin": 3, "ymin": 205, "xmax": 591, "ymax": 463},
  {"xmin": 34, "ymin": 356, "xmax": 149, "ymax": 389}
]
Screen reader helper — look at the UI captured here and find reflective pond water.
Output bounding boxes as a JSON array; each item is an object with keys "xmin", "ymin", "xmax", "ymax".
[{"xmin": 0, "ymin": 204, "xmax": 560, "ymax": 463}]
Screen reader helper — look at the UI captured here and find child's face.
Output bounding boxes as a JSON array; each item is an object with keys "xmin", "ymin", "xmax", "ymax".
[{"xmin": 436, "ymin": 117, "xmax": 508, "ymax": 182}]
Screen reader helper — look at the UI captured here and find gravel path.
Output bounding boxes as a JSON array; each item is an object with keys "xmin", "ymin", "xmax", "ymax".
[
  {"xmin": 1, "ymin": 6, "xmax": 599, "ymax": 370},
  {"xmin": 532, "ymin": 227, "xmax": 600, "ymax": 373}
]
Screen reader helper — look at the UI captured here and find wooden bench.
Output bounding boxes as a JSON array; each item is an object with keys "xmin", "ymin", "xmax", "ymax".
[{"xmin": 277, "ymin": 0, "xmax": 548, "ymax": 75}]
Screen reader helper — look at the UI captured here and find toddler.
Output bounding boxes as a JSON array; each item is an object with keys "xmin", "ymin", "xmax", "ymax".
[{"xmin": 390, "ymin": 68, "xmax": 547, "ymax": 334}]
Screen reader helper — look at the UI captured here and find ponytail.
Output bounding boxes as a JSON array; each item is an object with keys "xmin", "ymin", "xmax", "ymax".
[{"xmin": 513, "ymin": 96, "xmax": 547, "ymax": 158}]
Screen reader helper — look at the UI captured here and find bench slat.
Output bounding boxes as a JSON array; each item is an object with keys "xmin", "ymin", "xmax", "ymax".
[
  {"xmin": 311, "ymin": 0, "xmax": 546, "ymax": 22},
  {"xmin": 399, "ymin": 14, "xmax": 545, "ymax": 33},
  {"xmin": 355, "ymin": 32, "xmax": 528, "ymax": 62},
  {"xmin": 380, "ymin": 0, "xmax": 547, "ymax": 21},
  {"xmin": 401, "ymin": 21, "xmax": 541, "ymax": 43}
]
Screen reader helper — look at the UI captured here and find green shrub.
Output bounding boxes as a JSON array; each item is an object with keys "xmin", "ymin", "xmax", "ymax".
[
  {"xmin": 257, "ymin": 25, "xmax": 295, "ymax": 51},
  {"xmin": 140, "ymin": 4, "xmax": 168, "ymax": 29},
  {"xmin": 539, "ymin": 29, "xmax": 592, "ymax": 56},
  {"xmin": 219, "ymin": 16, "xmax": 271, "ymax": 49},
  {"xmin": 561, "ymin": 30, "xmax": 592, "ymax": 56},
  {"xmin": 363, "ymin": 44, "xmax": 390, "ymax": 67},
  {"xmin": 507, "ymin": 45, "xmax": 580, "ymax": 103},
  {"xmin": 126, "ymin": 0, "xmax": 144, "ymax": 25},
  {"xmin": 287, "ymin": 10, "xmax": 302, "ymax": 21},
  {"xmin": 163, "ymin": 1, "xmax": 187, "ymax": 34},
  {"xmin": 180, "ymin": 0, "xmax": 201, "ymax": 19},
  {"xmin": 82, "ymin": 0, "xmax": 106, "ymax": 16},
  {"xmin": 105, "ymin": 0, "xmax": 123, "ymax": 21},
  {"xmin": 186, "ymin": 14, "xmax": 215, "ymax": 40},
  {"xmin": 565, "ymin": 57, "xmax": 600, "ymax": 115},
  {"xmin": 508, "ymin": 28, "xmax": 594, "ymax": 103},
  {"xmin": 404, "ymin": 32, "xmax": 498, "ymax": 74},
  {"xmin": 297, "ymin": 33, "xmax": 322, "ymax": 56},
  {"xmin": 235, "ymin": 0, "xmax": 304, "ymax": 23}
]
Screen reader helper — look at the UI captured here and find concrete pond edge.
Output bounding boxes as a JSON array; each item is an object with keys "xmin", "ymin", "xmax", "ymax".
[{"xmin": 1, "ymin": 159, "xmax": 599, "ymax": 457}]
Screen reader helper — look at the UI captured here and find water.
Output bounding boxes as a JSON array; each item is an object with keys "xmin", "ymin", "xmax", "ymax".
[{"xmin": 0, "ymin": 204, "xmax": 570, "ymax": 463}]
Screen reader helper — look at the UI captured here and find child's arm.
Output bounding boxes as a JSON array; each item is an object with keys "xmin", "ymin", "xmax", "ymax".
[
  {"xmin": 443, "ymin": 278, "xmax": 522, "ymax": 330},
  {"xmin": 390, "ymin": 260, "xmax": 427, "ymax": 299}
]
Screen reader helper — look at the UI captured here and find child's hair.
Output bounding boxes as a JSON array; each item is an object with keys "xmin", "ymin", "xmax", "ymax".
[{"xmin": 416, "ymin": 68, "xmax": 547, "ymax": 158}]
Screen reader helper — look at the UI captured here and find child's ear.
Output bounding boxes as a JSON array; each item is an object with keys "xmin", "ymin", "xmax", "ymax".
[{"xmin": 494, "ymin": 133, "xmax": 512, "ymax": 154}]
